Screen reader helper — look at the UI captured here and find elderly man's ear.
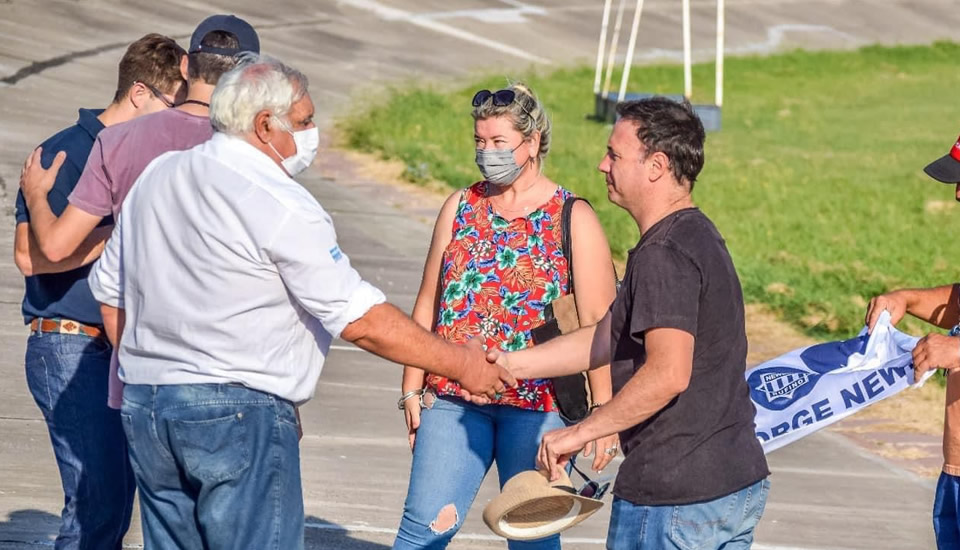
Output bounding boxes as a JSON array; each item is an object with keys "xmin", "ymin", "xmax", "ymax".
[{"xmin": 253, "ymin": 110, "xmax": 275, "ymax": 144}]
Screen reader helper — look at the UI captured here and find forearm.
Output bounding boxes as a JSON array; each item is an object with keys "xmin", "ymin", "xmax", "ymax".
[
  {"xmin": 903, "ymin": 285, "xmax": 959, "ymax": 329},
  {"xmin": 342, "ymin": 303, "xmax": 467, "ymax": 381},
  {"xmin": 23, "ymin": 192, "xmax": 62, "ymax": 257},
  {"xmin": 22, "ymin": 225, "xmax": 111, "ymax": 275},
  {"xmin": 100, "ymin": 304, "xmax": 125, "ymax": 348},
  {"xmin": 401, "ymin": 281, "xmax": 439, "ymax": 392},
  {"xmin": 511, "ymin": 314, "xmax": 611, "ymax": 379},
  {"xmin": 575, "ymin": 361, "xmax": 682, "ymax": 442},
  {"xmin": 402, "ymin": 366, "xmax": 427, "ymax": 392},
  {"xmin": 586, "ymin": 365, "xmax": 613, "ymax": 404}
]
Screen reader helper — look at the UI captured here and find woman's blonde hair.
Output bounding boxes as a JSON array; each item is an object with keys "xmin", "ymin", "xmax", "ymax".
[{"xmin": 471, "ymin": 82, "xmax": 552, "ymax": 164}]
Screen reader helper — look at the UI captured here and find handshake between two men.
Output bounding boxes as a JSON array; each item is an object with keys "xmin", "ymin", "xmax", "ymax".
[
  {"xmin": 340, "ymin": 300, "xmax": 617, "ymax": 480},
  {"xmin": 454, "ymin": 313, "xmax": 626, "ymax": 483}
]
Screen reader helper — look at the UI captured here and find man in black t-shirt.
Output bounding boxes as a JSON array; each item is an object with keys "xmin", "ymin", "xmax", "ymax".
[{"xmin": 489, "ymin": 97, "xmax": 770, "ymax": 549}]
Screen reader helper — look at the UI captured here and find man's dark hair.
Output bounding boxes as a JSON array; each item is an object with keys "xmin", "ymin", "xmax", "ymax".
[
  {"xmin": 616, "ymin": 97, "xmax": 706, "ymax": 190},
  {"xmin": 113, "ymin": 33, "xmax": 186, "ymax": 103},
  {"xmin": 187, "ymin": 31, "xmax": 241, "ymax": 85}
]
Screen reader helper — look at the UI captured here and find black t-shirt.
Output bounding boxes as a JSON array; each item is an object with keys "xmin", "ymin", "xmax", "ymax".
[{"xmin": 609, "ymin": 207, "xmax": 769, "ymax": 506}]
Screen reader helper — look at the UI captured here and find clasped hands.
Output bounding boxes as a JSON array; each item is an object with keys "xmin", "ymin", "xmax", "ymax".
[{"xmin": 455, "ymin": 343, "xmax": 618, "ymax": 480}]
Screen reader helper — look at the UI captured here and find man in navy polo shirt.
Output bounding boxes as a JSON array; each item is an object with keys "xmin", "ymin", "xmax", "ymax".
[{"xmin": 13, "ymin": 34, "xmax": 185, "ymax": 549}]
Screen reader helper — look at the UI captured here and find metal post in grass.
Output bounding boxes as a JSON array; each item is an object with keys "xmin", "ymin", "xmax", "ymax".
[
  {"xmin": 593, "ymin": 0, "xmax": 614, "ymax": 96},
  {"xmin": 616, "ymin": 0, "xmax": 645, "ymax": 104},
  {"xmin": 682, "ymin": 0, "xmax": 693, "ymax": 99},
  {"xmin": 716, "ymin": 0, "xmax": 725, "ymax": 108},
  {"xmin": 599, "ymin": 0, "xmax": 627, "ymax": 119},
  {"xmin": 596, "ymin": 0, "xmax": 723, "ymax": 131}
]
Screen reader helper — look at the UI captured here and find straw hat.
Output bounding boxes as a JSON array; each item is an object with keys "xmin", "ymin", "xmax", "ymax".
[{"xmin": 482, "ymin": 469, "xmax": 604, "ymax": 540}]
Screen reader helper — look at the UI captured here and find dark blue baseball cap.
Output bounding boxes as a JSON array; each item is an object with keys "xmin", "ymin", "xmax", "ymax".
[{"xmin": 189, "ymin": 15, "xmax": 260, "ymax": 56}]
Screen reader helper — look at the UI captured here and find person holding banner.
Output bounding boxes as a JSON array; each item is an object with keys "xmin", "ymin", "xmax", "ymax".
[
  {"xmin": 866, "ymin": 134, "xmax": 960, "ymax": 549},
  {"xmin": 485, "ymin": 97, "xmax": 770, "ymax": 550}
]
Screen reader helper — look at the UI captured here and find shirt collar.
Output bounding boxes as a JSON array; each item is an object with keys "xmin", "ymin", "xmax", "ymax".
[
  {"xmin": 208, "ymin": 132, "xmax": 292, "ymax": 180},
  {"xmin": 76, "ymin": 108, "xmax": 106, "ymax": 140}
]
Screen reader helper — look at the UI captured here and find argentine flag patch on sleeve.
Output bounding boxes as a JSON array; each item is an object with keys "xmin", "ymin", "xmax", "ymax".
[{"xmin": 329, "ymin": 245, "xmax": 344, "ymax": 262}]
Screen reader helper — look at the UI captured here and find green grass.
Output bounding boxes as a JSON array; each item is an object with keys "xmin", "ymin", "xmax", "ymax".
[{"xmin": 339, "ymin": 42, "xmax": 960, "ymax": 338}]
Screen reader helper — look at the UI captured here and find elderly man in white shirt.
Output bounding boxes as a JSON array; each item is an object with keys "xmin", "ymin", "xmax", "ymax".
[{"xmin": 88, "ymin": 56, "xmax": 513, "ymax": 550}]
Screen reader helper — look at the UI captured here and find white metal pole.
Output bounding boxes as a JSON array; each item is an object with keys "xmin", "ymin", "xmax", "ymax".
[
  {"xmin": 715, "ymin": 0, "xmax": 725, "ymax": 106},
  {"xmin": 617, "ymin": 0, "xmax": 645, "ymax": 103},
  {"xmin": 601, "ymin": 1, "xmax": 627, "ymax": 99},
  {"xmin": 593, "ymin": 0, "xmax": 614, "ymax": 95},
  {"xmin": 682, "ymin": 0, "xmax": 692, "ymax": 99}
]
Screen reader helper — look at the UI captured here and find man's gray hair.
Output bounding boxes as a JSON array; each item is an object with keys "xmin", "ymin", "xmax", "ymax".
[{"xmin": 209, "ymin": 54, "xmax": 309, "ymax": 135}]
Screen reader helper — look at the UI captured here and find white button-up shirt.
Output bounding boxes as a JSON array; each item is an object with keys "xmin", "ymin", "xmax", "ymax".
[{"xmin": 89, "ymin": 132, "xmax": 386, "ymax": 403}]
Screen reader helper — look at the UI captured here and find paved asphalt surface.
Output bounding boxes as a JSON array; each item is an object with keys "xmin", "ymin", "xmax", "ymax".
[{"xmin": 1, "ymin": 1, "xmax": 959, "ymax": 548}]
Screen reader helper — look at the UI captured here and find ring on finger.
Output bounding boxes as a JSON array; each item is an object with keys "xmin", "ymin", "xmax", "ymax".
[{"xmin": 604, "ymin": 446, "xmax": 618, "ymax": 456}]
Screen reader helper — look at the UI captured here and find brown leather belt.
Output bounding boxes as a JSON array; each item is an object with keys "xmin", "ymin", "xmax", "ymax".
[{"xmin": 29, "ymin": 318, "xmax": 105, "ymax": 340}]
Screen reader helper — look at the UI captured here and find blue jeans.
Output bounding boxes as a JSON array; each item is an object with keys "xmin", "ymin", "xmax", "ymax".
[
  {"xmin": 934, "ymin": 471, "xmax": 960, "ymax": 549},
  {"xmin": 606, "ymin": 478, "xmax": 770, "ymax": 550},
  {"xmin": 393, "ymin": 396, "xmax": 566, "ymax": 550},
  {"xmin": 120, "ymin": 383, "xmax": 303, "ymax": 550},
  {"xmin": 24, "ymin": 331, "xmax": 135, "ymax": 550}
]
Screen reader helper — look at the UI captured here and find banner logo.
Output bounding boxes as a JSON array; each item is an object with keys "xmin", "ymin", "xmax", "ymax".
[
  {"xmin": 748, "ymin": 366, "xmax": 820, "ymax": 411},
  {"xmin": 756, "ymin": 371, "xmax": 810, "ymax": 402}
]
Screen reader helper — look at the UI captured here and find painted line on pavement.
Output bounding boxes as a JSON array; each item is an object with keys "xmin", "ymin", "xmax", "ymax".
[
  {"xmin": 337, "ymin": 0, "xmax": 552, "ymax": 65},
  {"xmin": 303, "ymin": 521, "xmax": 842, "ymax": 549},
  {"xmin": 769, "ymin": 465, "xmax": 901, "ymax": 479},
  {"xmin": 0, "ymin": 544, "xmax": 142, "ymax": 549},
  {"xmin": 318, "ymin": 380, "xmax": 395, "ymax": 392},
  {"xmin": 625, "ymin": 24, "xmax": 858, "ymax": 63},
  {"xmin": 0, "ymin": 536, "xmax": 845, "ymax": 550},
  {"xmin": 416, "ymin": 1, "xmax": 546, "ymax": 24},
  {"xmin": 818, "ymin": 430, "xmax": 937, "ymax": 489},
  {"xmin": 330, "ymin": 344, "xmax": 364, "ymax": 352},
  {"xmin": 303, "ymin": 434, "xmax": 408, "ymax": 447},
  {"xmin": 0, "ymin": 534, "xmax": 843, "ymax": 550}
]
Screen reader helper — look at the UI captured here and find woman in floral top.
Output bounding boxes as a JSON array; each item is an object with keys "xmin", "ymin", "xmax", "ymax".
[{"xmin": 393, "ymin": 84, "xmax": 618, "ymax": 550}]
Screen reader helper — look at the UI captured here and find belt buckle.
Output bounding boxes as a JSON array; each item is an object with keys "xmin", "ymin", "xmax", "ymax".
[{"xmin": 59, "ymin": 320, "xmax": 81, "ymax": 335}]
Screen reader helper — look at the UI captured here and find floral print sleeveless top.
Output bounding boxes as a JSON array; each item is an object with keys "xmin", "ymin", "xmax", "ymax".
[{"xmin": 426, "ymin": 181, "xmax": 575, "ymax": 412}]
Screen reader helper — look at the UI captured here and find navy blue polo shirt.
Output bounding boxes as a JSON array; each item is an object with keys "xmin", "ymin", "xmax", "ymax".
[{"xmin": 15, "ymin": 108, "xmax": 114, "ymax": 326}]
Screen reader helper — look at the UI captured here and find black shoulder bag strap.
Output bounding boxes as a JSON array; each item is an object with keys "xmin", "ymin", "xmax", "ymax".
[
  {"xmin": 561, "ymin": 196, "xmax": 586, "ymax": 293},
  {"xmin": 551, "ymin": 196, "xmax": 591, "ymax": 423}
]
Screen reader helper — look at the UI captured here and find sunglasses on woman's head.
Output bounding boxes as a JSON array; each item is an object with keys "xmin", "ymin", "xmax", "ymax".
[
  {"xmin": 472, "ymin": 89, "xmax": 516, "ymax": 108},
  {"xmin": 472, "ymin": 89, "xmax": 536, "ymax": 119}
]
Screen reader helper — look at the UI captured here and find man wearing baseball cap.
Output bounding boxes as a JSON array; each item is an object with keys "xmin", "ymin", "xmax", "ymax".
[
  {"xmin": 19, "ymin": 14, "xmax": 260, "ymax": 408},
  {"xmin": 866, "ymin": 134, "xmax": 960, "ymax": 548}
]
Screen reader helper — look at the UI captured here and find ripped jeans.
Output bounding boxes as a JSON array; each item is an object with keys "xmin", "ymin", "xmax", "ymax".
[{"xmin": 393, "ymin": 396, "xmax": 566, "ymax": 550}]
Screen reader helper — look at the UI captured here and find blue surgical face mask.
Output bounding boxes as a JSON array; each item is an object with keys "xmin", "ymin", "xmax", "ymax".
[{"xmin": 476, "ymin": 143, "xmax": 526, "ymax": 186}]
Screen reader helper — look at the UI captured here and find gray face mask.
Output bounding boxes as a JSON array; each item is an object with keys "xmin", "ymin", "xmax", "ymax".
[{"xmin": 476, "ymin": 144, "xmax": 526, "ymax": 187}]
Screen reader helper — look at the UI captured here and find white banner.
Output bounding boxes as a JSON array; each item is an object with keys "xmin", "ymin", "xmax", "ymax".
[{"xmin": 747, "ymin": 312, "xmax": 933, "ymax": 453}]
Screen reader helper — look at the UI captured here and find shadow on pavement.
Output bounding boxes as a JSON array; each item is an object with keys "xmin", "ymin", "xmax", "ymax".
[
  {"xmin": 0, "ymin": 509, "xmax": 58, "ymax": 544},
  {"xmin": 305, "ymin": 516, "xmax": 391, "ymax": 550}
]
